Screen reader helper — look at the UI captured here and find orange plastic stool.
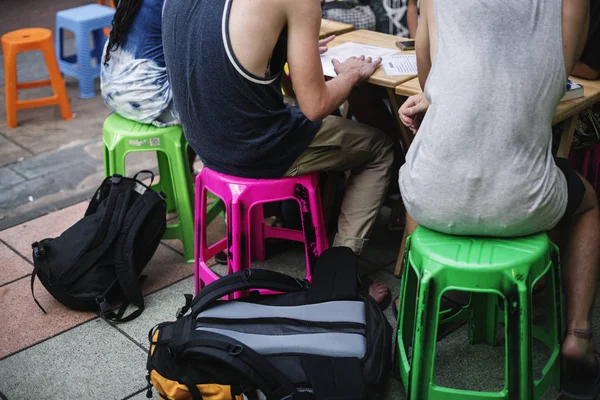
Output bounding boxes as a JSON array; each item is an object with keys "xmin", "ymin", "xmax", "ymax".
[{"xmin": 1, "ymin": 28, "xmax": 72, "ymax": 129}]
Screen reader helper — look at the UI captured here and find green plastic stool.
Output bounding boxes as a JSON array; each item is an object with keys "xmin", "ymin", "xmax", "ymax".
[
  {"xmin": 396, "ymin": 226, "xmax": 562, "ymax": 400},
  {"xmin": 102, "ymin": 113, "xmax": 224, "ymax": 263}
]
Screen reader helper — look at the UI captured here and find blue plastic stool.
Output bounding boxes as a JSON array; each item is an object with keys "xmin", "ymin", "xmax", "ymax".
[{"xmin": 55, "ymin": 4, "xmax": 115, "ymax": 99}]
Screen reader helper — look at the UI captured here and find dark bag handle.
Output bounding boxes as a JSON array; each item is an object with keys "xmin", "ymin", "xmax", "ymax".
[
  {"xmin": 176, "ymin": 331, "xmax": 309, "ymax": 400},
  {"xmin": 104, "ymin": 193, "xmax": 164, "ymax": 323},
  {"xmin": 188, "ymin": 269, "xmax": 310, "ymax": 316},
  {"xmin": 133, "ymin": 170, "xmax": 155, "ymax": 186}
]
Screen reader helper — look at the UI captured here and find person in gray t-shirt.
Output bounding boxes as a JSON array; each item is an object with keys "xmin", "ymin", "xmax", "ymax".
[{"xmin": 396, "ymin": 0, "xmax": 600, "ymax": 397}]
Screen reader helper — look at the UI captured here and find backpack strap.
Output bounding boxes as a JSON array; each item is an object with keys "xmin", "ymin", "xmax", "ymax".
[
  {"xmin": 30, "ymin": 241, "xmax": 48, "ymax": 313},
  {"xmin": 188, "ymin": 269, "xmax": 310, "ymax": 316},
  {"xmin": 104, "ymin": 190, "xmax": 165, "ymax": 322},
  {"xmin": 176, "ymin": 330, "xmax": 310, "ymax": 400},
  {"xmin": 57, "ymin": 175, "xmax": 135, "ymax": 286}
]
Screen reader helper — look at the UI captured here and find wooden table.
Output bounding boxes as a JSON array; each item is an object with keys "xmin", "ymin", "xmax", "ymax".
[
  {"xmin": 395, "ymin": 76, "xmax": 600, "ymax": 157},
  {"xmin": 320, "ymin": 19, "xmax": 355, "ymax": 39},
  {"xmin": 329, "ymin": 30, "xmax": 418, "ymax": 148},
  {"xmin": 553, "ymin": 78, "xmax": 600, "ymax": 157}
]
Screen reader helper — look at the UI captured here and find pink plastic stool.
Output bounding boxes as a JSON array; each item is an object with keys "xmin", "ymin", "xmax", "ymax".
[{"xmin": 194, "ymin": 168, "xmax": 329, "ymax": 296}]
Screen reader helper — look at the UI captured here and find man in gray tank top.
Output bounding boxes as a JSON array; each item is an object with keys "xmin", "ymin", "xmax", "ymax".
[{"xmin": 397, "ymin": 0, "xmax": 600, "ymax": 397}]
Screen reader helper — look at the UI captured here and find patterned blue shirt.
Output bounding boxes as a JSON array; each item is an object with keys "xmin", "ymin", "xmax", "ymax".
[{"xmin": 101, "ymin": 0, "xmax": 179, "ymax": 126}]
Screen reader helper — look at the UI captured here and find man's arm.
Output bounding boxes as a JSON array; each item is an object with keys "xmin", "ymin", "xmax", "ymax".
[
  {"xmin": 562, "ymin": 0, "xmax": 590, "ymax": 77},
  {"xmin": 285, "ymin": 0, "xmax": 379, "ymax": 121},
  {"xmin": 415, "ymin": 0, "xmax": 432, "ymax": 91},
  {"xmin": 407, "ymin": 0, "xmax": 419, "ymax": 39}
]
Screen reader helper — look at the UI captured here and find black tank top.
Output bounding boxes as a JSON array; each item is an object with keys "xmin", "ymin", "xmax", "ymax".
[{"xmin": 162, "ymin": 0, "xmax": 321, "ymax": 178}]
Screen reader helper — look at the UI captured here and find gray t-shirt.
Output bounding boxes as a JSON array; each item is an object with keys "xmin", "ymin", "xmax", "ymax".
[{"xmin": 399, "ymin": 0, "xmax": 567, "ymax": 237}]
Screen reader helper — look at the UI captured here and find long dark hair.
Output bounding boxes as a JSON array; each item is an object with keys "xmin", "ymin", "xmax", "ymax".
[{"xmin": 104, "ymin": 0, "xmax": 143, "ymax": 64}]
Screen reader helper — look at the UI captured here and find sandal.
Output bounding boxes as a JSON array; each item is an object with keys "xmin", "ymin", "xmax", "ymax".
[{"xmin": 562, "ymin": 329, "xmax": 600, "ymax": 400}]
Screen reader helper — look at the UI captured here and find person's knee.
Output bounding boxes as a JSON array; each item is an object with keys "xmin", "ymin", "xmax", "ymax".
[{"xmin": 375, "ymin": 130, "xmax": 394, "ymax": 168}]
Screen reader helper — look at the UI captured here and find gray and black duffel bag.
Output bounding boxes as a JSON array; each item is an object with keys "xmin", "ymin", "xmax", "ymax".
[{"xmin": 146, "ymin": 247, "xmax": 393, "ymax": 400}]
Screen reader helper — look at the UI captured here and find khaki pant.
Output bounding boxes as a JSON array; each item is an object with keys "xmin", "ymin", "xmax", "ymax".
[{"xmin": 285, "ymin": 115, "xmax": 394, "ymax": 254}]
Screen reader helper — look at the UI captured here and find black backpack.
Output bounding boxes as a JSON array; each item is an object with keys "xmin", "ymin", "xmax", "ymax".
[
  {"xmin": 146, "ymin": 247, "xmax": 393, "ymax": 400},
  {"xmin": 31, "ymin": 171, "xmax": 167, "ymax": 322}
]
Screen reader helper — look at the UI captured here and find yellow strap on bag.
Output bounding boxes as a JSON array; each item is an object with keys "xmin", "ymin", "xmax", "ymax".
[
  {"xmin": 150, "ymin": 369, "xmax": 242, "ymax": 400},
  {"xmin": 149, "ymin": 329, "xmax": 243, "ymax": 400}
]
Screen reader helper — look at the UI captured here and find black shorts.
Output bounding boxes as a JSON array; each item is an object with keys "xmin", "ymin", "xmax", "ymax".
[{"xmin": 555, "ymin": 157, "xmax": 586, "ymax": 222}]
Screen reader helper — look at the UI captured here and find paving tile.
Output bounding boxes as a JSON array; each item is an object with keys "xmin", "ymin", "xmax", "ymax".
[
  {"xmin": 0, "ymin": 201, "xmax": 87, "ymax": 258},
  {"xmin": 139, "ymin": 244, "xmax": 197, "ymax": 296},
  {"xmin": 0, "ymin": 241, "xmax": 32, "ymax": 286},
  {"xmin": 361, "ymin": 206, "xmax": 403, "ymax": 269},
  {"xmin": 0, "ymin": 81, "xmax": 109, "ymax": 155},
  {"xmin": 0, "ymin": 152, "xmax": 99, "ymax": 215},
  {"xmin": 381, "ymin": 376, "xmax": 405, "ymax": 400},
  {"xmin": 0, "ymin": 166, "xmax": 25, "ymax": 189},
  {"xmin": 0, "ymin": 277, "xmax": 96, "ymax": 359},
  {"xmin": 384, "ymin": 261, "xmax": 396, "ymax": 275},
  {"xmin": 117, "ymin": 277, "xmax": 195, "ymax": 351},
  {"xmin": 0, "ymin": 135, "xmax": 30, "ymax": 168},
  {"xmin": 0, "ymin": 318, "xmax": 147, "ymax": 399},
  {"xmin": 10, "ymin": 138, "xmax": 99, "ymax": 179}
]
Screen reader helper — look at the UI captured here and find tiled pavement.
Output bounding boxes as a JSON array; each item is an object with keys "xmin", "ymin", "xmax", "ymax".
[{"xmin": 3, "ymin": 202, "xmax": 592, "ymax": 399}]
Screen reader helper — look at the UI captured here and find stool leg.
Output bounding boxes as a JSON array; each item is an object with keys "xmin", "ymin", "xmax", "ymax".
[
  {"xmin": 41, "ymin": 38, "xmax": 73, "ymax": 121},
  {"xmin": 2, "ymin": 45, "xmax": 18, "ymax": 128},
  {"xmin": 195, "ymin": 177, "xmax": 206, "ymax": 295},
  {"xmin": 103, "ymin": 144, "xmax": 111, "ymax": 177},
  {"xmin": 169, "ymin": 145, "xmax": 195, "ymax": 263},
  {"xmin": 102, "ymin": 140, "xmax": 121, "ymax": 177},
  {"xmin": 55, "ymin": 27, "xmax": 64, "ymax": 63},
  {"xmin": 408, "ymin": 273, "xmax": 441, "ymax": 400},
  {"xmin": 397, "ymin": 252, "xmax": 418, "ymax": 388},
  {"xmin": 295, "ymin": 183, "xmax": 319, "ymax": 277},
  {"xmin": 309, "ymin": 179, "xmax": 329, "ymax": 254},
  {"xmin": 469, "ymin": 292, "xmax": 498, "ymax": 346},
  {"xmin": 92, "ymin": 29, "xmax": 106, "ymax": 66},
  {"xmin": 230, "ymin": 200, "xmax": 249, "ymax": 299},
  {"xmin": 155, "ymin": 151, "xmax": 176, "ymax": 212},
  {"xmin": 75, "ymin": 29, "xmax": 96, "ymax": 99},
  {"xmin": 250, "ymin": 204, "xmax": 266, "ymax": 261},
  {"xmin": 302, "ymin": 185, "xmax": 329, "ymax": 281},
  {"xmin": 505, "ymin": 283, "xmax": 533, "ymax": 400}
]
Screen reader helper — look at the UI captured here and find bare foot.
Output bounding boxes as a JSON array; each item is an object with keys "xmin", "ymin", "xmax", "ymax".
[{"xmin": 368, "ymin": 280, "xmax": 389, "ymax": 303}]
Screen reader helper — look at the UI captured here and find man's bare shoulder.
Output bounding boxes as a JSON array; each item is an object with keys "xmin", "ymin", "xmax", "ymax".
[{"xmin": 278, "ymin": 0, "xmax": 321, "ymax": 16}]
